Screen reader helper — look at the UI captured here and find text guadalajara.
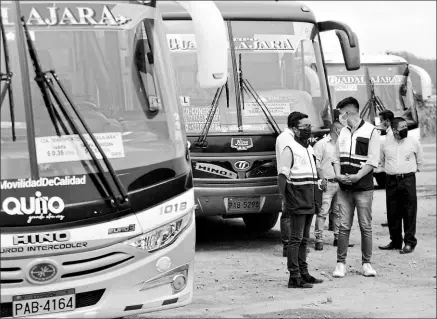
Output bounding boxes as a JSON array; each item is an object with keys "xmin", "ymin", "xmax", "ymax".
[
  {"xmin": 0, "ymin": 4, "xmax": 132, "ymax": 27},
  {"xmin": 167, "ymin": 34, "xmax": 301, "ymax": 52}
]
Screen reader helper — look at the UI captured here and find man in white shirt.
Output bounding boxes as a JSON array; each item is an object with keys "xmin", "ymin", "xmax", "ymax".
[
  {"xmin": 276, "ymin": 124, "xmax": 295, "ymax": 257},
  {"xmin": 378, "ymin": 117, "xmax": 424, "ymax": 254},
  {"xmin": 313, "ymin": 121, "xmax": 354, "ymax": 250},
  {"xmin": 376, "ymin": 110, "xmax": 395, "ymax": 227}
]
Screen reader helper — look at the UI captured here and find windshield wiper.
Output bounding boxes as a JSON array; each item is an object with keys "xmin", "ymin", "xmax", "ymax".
[
  {"xmin": 238, "ymin": 54, "xmax": 281, "ymax": 136},
  {"xmin": 21, "ymin": 17, "xmax": 130, "ymax": 209},
  {"xmin": 398, "ymin": 66, "xmax": 410, "ymax": 111},
  {"xmin": 0, "ymin": 15, "xmax": 16, "ymax": 141},
  {"xmin": 193, "ymin": 82, "xmax": 229, "ymax": 149},
  {"xmin": 361, "ymin": 66, "xmax": 386, "ymax": 123}
]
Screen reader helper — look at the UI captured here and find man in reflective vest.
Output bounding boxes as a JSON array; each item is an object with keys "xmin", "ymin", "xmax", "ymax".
[
  {"xmin": 277, "ymin": 111, "xmax": 323, "ymax": 288},
  {"xmin": 331, "ymin": 97, "xmax": 380, "ymax": 278}
]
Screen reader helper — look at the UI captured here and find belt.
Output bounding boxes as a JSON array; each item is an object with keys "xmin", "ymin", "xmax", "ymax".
[
  {"xmin": 387, "ymin": 172, "xmax": 415, "ymax": 179},
  {"xmin": 325, "ymin": 178, "xmax": 337, "ymax": 183}
]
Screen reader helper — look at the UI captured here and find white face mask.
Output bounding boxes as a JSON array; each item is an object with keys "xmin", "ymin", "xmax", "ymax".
[{"xmin": 339, "ymin": 113, "xmax": 348, "ymax": 126}]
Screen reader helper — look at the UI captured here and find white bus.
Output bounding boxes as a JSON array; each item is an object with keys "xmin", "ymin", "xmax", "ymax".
[
  {"xmin": 324, "ymin": 53, "xmax": 433, "ymax": 186},
  {"xmin": 158, "ymin": 1, "xmax": 361, "ymax": 231},
  {"xmin": 0, "ymin": 1, "xmax": 228, "ymax": 318}
]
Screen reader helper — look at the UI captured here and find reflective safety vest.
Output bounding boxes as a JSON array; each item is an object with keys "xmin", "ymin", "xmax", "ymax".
[
  {"xmin": 338, "ymin": 120, "xmax": 376, "ymax": 192},
  {"xmin": 284, "ymin": 138, "xmax": 321, "ymax": 215}
]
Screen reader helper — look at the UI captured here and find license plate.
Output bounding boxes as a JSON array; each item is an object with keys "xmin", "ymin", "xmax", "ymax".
[
  {"xmin": 13, "ymin": 289, "xmax": 75, "ymax": 318},
  {"xmin": 227, "ymin": 197, "xmax": 261, "ymax": 212}
]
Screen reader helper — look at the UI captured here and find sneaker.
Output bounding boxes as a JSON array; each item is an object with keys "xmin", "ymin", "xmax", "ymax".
[
  {"xmin": 332, "ymin": 263, "xmax": 346, "ymax": 278},
  {"xmin": 288, "ymin": 277, "xmax": 313, "ymax": 289},
  {"xmin": 362, "ymin": 263, "xmax": 377, "ymax": 277}
]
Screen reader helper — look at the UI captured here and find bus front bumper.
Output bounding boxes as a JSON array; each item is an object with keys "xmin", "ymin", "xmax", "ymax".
[
  {"xmin": 193, "ymin": 180, "xmax": 282, "ymax": 217},
  {"xmin": 0, "ymin": 219, "xmax": 195, "ymax": 319}
]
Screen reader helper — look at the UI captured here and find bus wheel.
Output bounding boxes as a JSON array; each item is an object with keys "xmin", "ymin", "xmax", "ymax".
[
  {"xmin": 374, "ymin": 173, "xmax": 386, "ymax": 189},
  {"xmin": 243, "ymin": 212, "xmax": 279, "ymax": 232}
]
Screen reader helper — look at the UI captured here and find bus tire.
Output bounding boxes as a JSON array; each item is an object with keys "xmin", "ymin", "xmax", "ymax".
[
  {"xmin": 243, "ymin": 212, "xmax": 279, "ymax": 232},
  {"xmin": 374, "ymin": 172, "xmax": 386, "ymax": 189}
]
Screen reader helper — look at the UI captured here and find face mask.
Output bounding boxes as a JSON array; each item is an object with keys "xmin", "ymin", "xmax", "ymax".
[
  {"xmin": 398, "ymin": 128, "xmax": 408, "ymax": 139},
  {"xmin": 339, "ymin": 114, "xmax": 348, "ymax": 126},
  {"xmin": 298, "ymin": 128, "xmax": 312, "ymax": 140}
]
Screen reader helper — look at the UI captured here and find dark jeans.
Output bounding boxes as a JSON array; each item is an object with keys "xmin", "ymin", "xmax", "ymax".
[
  {"xmin": 386, "ymin": 174, "xmax": 417, "ymax": 247},
  {"xmin": 337, "ymin": 189, "xmax": 373, "ymax": 264},
  {"xmin": 280, "ymin": 201, "xmax": 291, "ymax": 250},
  {"xmin": 287, "ymin": 213, "xmax": 314, "ymax": 278}
]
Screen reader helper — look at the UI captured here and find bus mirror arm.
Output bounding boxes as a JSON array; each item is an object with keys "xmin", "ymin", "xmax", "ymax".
[
  {"xmin": 174, "ymin": 1, "xmax": 228, "ymax": 89},
  {"xmin": 317, "ymin": 21, "xmax": 356, "ymax": 47},
  {"xmin": 317, "ymin": 21, "xmax": 361, "ymax": 71}
]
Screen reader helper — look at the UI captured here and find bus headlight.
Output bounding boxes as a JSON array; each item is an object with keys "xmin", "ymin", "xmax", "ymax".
[{"xmin": 124, "ymin": 208, "xmax": 194, "ymax": 252}]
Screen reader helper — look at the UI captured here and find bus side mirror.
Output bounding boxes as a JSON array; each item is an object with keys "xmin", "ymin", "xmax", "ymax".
[
  {"xmin": 318, "ymin": 21, "xmax": 361, "ymax": 71},
  {"xmin": 175, "ymin": 1, "xmax": 228, "ymax": 89},
  {"xmin": 335, "ymin": 30, "xmax": 360, "ymax": 71}
]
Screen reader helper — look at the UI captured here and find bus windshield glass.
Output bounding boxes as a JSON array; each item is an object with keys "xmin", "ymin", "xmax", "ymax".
[
  {"xmin": 327, "ymin": 64, "xmax": 416, "ymax": 122},
  {"xmin": 1, "ymin": 2, "xmax": 185, "ymax": 183},
  {"xmin": 165, "ymin": 20, "xmax": 330, "ymax": 135}
]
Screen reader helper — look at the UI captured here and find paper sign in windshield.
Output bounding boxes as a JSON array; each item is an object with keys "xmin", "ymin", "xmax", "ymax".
[
  {"xmin": 243, "ymin": 102, "xmax": 290, "ymax": 117},
  {"xmin": 183, "ymin": 106, "xmax": 222, "ymax": 133},
  {"xmin": 35, "ymin": 132, "xmax": 125, "ymax": 164}
]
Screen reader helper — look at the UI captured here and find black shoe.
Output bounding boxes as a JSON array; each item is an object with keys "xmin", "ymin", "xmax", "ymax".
[
  {"xmin": 288, "ymin": 277, "xmax": 313, "ymax": 289},
  {"xmin": 381, "ymin": 222, "xmax": 389, "ymax": 227},
  {"xmin": 333, "ymin": 239, "xmax": 354, "ymax": 247},
  {"xmin": 378, "ymin": 242, "xmax": 402, "ymax": 250},
  {"xmin": 315, "ymin": 242, "xmax": 323, "ymax": 251},
  {"xmin": 400, "ymin": 245, "xmax": 414, "ymax": 254},
  {"xmin": 302, "ymin": 273, "xmax": 324, "ymax": 284}
]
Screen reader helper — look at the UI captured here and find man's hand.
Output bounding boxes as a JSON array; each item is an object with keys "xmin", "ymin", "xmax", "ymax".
[
  {"xmin": 336, "ymin": 174, "xmax": 352, "ymax": 184},
  {"xmin": 318, "ymin": 178, "xmax": 328, "ymax": 192},
  {"xmin": 345, "ymin": 173, "xmax": 360, "ymax": 184}
]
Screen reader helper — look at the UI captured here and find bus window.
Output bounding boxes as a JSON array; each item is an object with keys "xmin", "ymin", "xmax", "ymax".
[
  {"xmin": 231, "ymin": 20, "xmax": 327, "ymax": 133},
  {"xmin": 164, "ymin": 20, "xmax": 237, "ymax": 135}
]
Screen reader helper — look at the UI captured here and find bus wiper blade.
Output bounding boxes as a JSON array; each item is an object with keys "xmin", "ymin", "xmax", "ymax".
[
  {"xmin": 238, "ymin": 54, "xmax": 281, "ymax": 136},
  {"xmin": 193, "ymin": 81, "xmax": 229, "ymax": 149},
  {"xmin": 20, "ymin": 17, "xmax": 130, "ymax": 209},
  {"xmin": 0, "ymin": 15, "xmax": 16, "ymax": 141},
  {"xmin": 361, "ymin": 67, "xmax": 386, "ymax": 123}
]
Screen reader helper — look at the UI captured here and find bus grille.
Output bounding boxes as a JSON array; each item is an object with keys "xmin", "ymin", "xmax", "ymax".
[
  {"xmin": 191, "ymin": 159, "xmax": 277, "ymax": 180},
  {"xmin": 0, "ymin": 289, "xmax": 105, "ymax": 318},
  {"xmin": 61, "ymin": 252, "xmax": 134, "ymax": 279},
  {"xmin": 0, "ymin": 252, "xmax": 134, "ymax": 286},
  {"xmin": 0, "ymin": 267, "xmax": 24, "ymax": 285}
]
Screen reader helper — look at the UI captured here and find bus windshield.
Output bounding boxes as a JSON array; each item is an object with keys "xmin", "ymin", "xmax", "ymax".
[
  {"xmin": 327, "ymin": 64, "xmax": 416, "ymax": 122},
  {"xmin": 1, "ymin": 6, "xmax": 184, "ymax": 182},
  {"xmin": 1, "ymin": 2, "xmax": 188, "ymax": 228},
  {"xmin": 165, "ymin": 20, "xmax": 330, "ymax": 135}
]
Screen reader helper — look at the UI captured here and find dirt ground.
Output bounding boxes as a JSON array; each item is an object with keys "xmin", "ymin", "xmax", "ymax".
[{"xmin": 135, "ymin": 143, "xmax": 437, "ymax": 319}]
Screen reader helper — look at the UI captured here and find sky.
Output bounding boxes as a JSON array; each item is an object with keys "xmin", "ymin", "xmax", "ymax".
[{"xmin": 306, "ymin": 1, "xmax": 436, "ymax": 59}]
